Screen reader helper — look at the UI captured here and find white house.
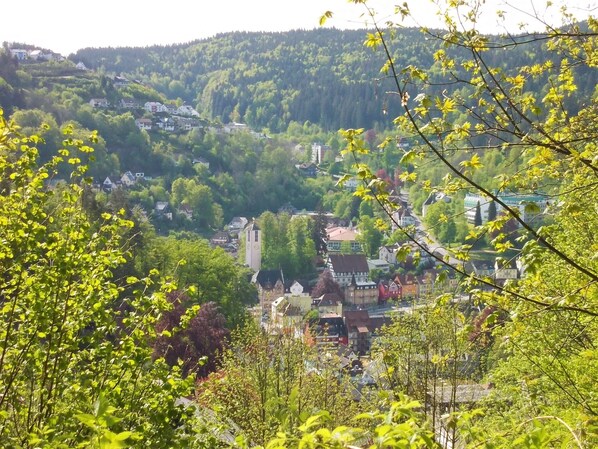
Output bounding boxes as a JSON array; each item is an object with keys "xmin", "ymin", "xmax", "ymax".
[
  {"xmin": 224, "ymin": 122, "xmax": 249, "ymax": 133},
  {"xmin": 102, "ymin": 177, "xmax": 114, "ymax": 192},
  {"xmin": 157, "ymin": 118, "xmax": 175, "ymax": 132},
  {"xmin": 176, "ymin": 105, "xmax": 200, "ymax": 117},
  {"xmin": 89, "ymin": 98, "xmax": 109, "ymax": 108},
  {"xmin": 120, "ymin": 171, "xmax": 136, "ymax": 187},
  {"xmin": 327, "ymin": 254, "xmax": 370, "ymax": 288},
  {"xmin": 10, "ymin": 49, "xmax": 28, "ymax": 61},
  {"xmin": 144, "ymin": 102, "xmax": 167, "ymax": 113}
]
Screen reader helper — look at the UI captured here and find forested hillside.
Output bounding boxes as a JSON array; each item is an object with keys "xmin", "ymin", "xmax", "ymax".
[{"xmin": 73, "ymin": 27, "xmax": 596, "ymax": 132}]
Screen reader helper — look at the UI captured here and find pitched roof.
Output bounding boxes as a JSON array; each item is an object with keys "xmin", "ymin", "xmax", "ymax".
[
  {"xmin": 252, "ymin": 269, "xmax": 284, "ymax": 289},
  {"xmin": 315, "ymin": 292, "xmax": 343, "ymax": 307},
  {"xmin": 343, "ymin": 310, "xmax": 370, "ymax": 330},
  {"xmin": 329, "ymin": 254, "xmax": 369, "ymax": 273},
  {"xmin": 246, "ymin": 220, "xmax": 260, "ymax": 231}
]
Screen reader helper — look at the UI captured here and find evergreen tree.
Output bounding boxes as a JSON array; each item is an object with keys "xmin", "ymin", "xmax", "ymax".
[
  {"xmin": 487, "ymin": 199, "xmax": 497, "ymax": 222},
  {"xmin": 474, "ymin": 201, "xmax": 483, "ymax": 227}
]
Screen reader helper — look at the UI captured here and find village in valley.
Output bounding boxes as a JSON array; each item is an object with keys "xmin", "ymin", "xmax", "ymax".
[{"xmin": 2, "ymin": 4, "xmax": 595, "ymax": 444}]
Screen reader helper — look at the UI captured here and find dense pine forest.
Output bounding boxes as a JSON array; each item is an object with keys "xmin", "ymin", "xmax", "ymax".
[{"xmin": 0, "ymin": 1, "xmax": 597, "ymax": 447}]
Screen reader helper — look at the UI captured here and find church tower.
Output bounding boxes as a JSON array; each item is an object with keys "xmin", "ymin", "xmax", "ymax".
[{"xmin": 245, "ymin": 221, "xmax": 261, "ymax": 272}]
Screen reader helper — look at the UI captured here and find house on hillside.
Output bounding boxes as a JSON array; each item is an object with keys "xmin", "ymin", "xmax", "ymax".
[
  {"xmin": 311, "ymin": 143, "xmax": 330, "ymax": 164},
  {"xmin": 379, "ymin": 244, "xmax": 400, "ymax": 266},
  {"xmin": 392, "ymin": 208, "xmax": 416, "ymax": 229},
  {"xmin": 135, "ymin": 118, "xmax": 152, "ymax": 131},
  {"xmin": 367, "ymin": 258, "xmax": 391, "ymax": 274},
  {"xmin": 120, "ymin": 98, "xmax": 140, "ymax": 109},
  {"xmin": 10, "ymin": 49, "xmax": 28, "ymax": 60},
  {"xmin": 176, "ymin": 117, "xmax": 202, "ymax": 130},
  {"xmin": 89, "ymin": 98, "xmax": 109, "ymax": 108},
  {"xmin": 295, "ymin": 162, "xmax": 317, "ymax": 177},
  {"xmin": 157, "ymin": 117, "xmax": 175, "ymax": 132},
  {"xmin": 422, "ymin": 192, "xmax": 451, "ymax": 218},
  {"xmin": 113, "ymin": 76, "xmax": 130, "ymax": 87},
  {"xmin": 226, "ymin": 217, "xmax": 248, "ymax": 233},
  {"xmin": 210, "ymin": 231, "xmax": 230, "ymax": 247},
  {"xmin": 224, "ymin": 122, "xmax": 249, "ymax": 133},
  {"xmin": 192, "ymin": 157, "xmax": 210, "ymax": 169},
  {"xmin": 144, "ymin": 102, "xmax": 167, "ymax": 113},
  {"xmin": 176, "ymin": 105, "xmax": 200, "ymax": 117},
  {"xmin": 102, "ymin": 177, "xmax": 115, "ymax": 193},
  {"xmin": 155, "ymin": 201, "xmax": 172, "ymax": 220},
  {"xmin": 120, "ymin": 171, "xmax": 136, "ymax": 187},
  {"xmin": 178, "ymin": 205, "xmax": 193, "ymax": 221}
]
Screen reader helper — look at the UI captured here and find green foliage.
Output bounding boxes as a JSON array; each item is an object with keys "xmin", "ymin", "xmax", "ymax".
[
  {"xmin": 197, "ymin": 324, "xmax": 364, "ymax": 447},
  {"xmin": 338, "ymin": 1, "xmax": 598, "ymax": 447},
  {"xmin": 250, "ymin": 398, "xmax": 438, "ymax": 449},
  {"xmin": 0, "ymin": 113, "xmax": 197, "ymax": 447},
  {"xmin": 137, "ymin": 235, "xmax": 254, "ymax": 327},
  {"xmin": 258, "ymin": 211, "xmax": 317, "ymax": 279}
]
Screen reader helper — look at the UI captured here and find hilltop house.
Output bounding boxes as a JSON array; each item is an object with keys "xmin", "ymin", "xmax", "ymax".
[{"xmin": 10, "ymin": 49, "xmax": 28, "ymax": 60}]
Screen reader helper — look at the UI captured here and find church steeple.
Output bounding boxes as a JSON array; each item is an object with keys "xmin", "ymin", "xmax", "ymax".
[{"xmin": 245, "ymin": 220, "xmax": 261, "ymax": 272}]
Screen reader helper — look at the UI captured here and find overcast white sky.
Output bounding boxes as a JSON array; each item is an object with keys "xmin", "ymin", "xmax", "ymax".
[{"xmin": 1, "ymin": 0, "xmax": 595, "ymax": 55}]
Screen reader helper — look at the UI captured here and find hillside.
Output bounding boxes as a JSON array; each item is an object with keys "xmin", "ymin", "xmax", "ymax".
[{"xmin": 73, "ymin": 27, "xmax": 597, "ymax": 133}]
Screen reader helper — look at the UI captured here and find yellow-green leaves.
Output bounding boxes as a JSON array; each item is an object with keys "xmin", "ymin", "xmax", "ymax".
[
  {"xmin": 435, "ymin": 96, "xmax": 456, "ymax": 114},
  {"xmin": 365, "ymin": 32, "xmax": 383, "ymax": 49},
  {"xmin": 319, "ymin": 11, "xmax": 333, "ymax": 26},
  {"xmin": 460, "ymin": 153, "xmax": 483, "ymax": 170}
]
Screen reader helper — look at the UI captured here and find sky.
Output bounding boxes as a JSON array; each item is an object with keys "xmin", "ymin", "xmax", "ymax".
[{"xmin": 1, "ymin": 0, "xmax": 595, "ymax": 55}]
